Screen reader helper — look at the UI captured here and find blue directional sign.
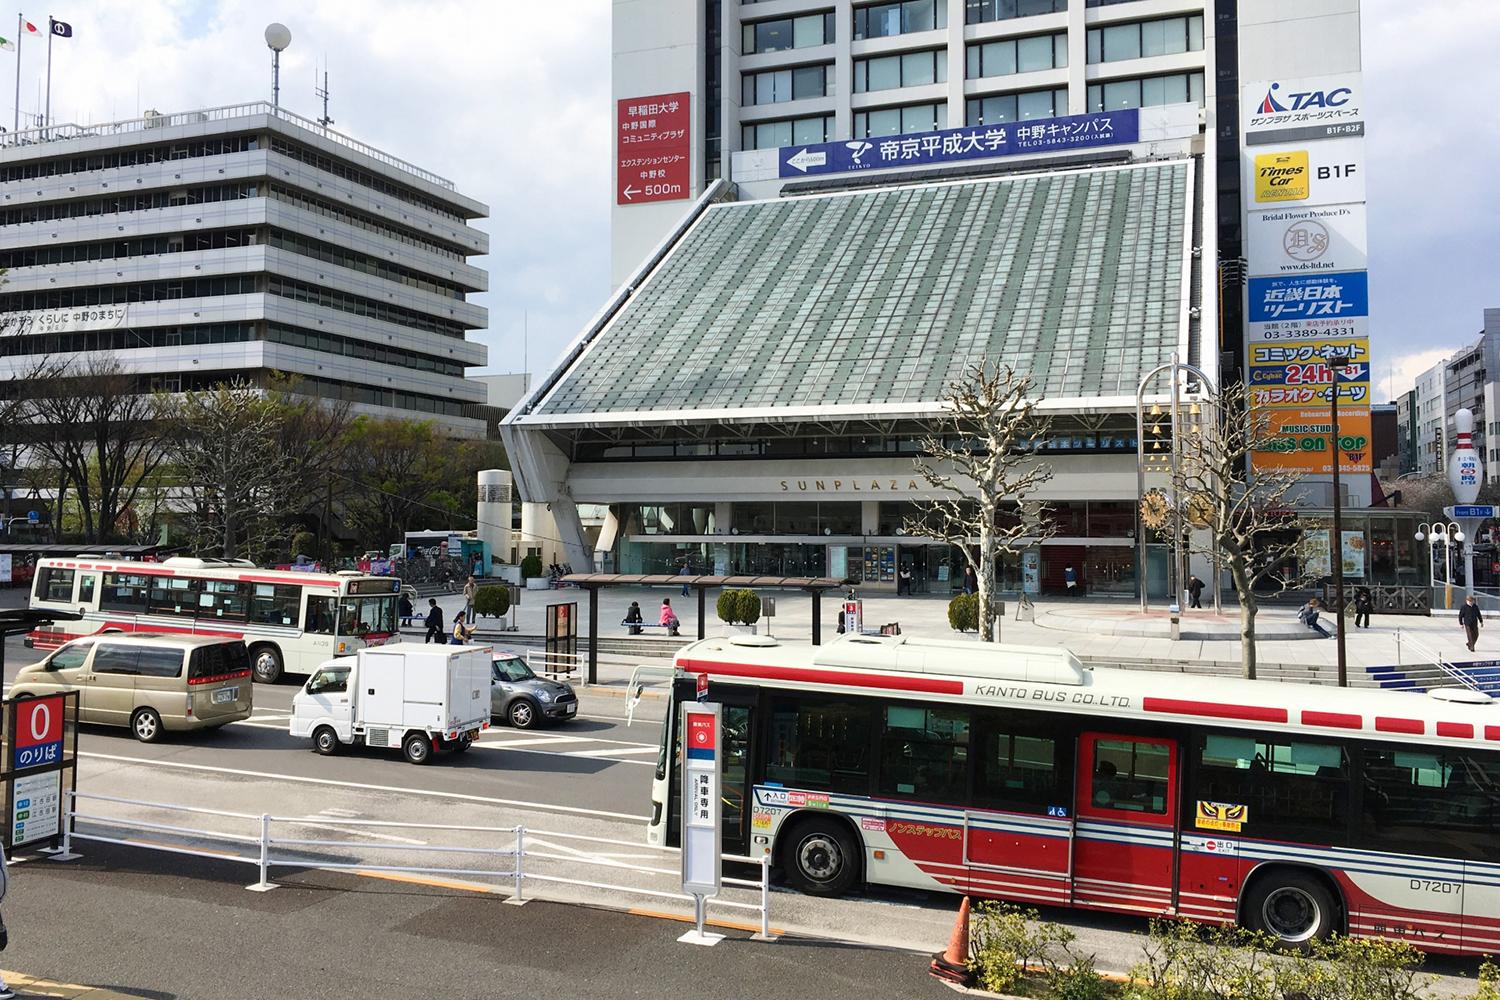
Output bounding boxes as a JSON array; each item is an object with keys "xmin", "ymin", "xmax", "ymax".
[
  {"xmin": 777, "ymin": 108, "xmax": 1141, "ymax": 179},
  {"xmin": 1450, "ymin": 505, "xmax": 1497, "ymax": 519}
]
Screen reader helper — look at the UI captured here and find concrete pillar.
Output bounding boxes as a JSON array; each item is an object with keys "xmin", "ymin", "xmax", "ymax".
[{"xmin": 476, "ymin": 469, "xmax": 513, "ymax": 566}]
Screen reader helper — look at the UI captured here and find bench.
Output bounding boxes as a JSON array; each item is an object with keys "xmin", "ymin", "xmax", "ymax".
[{"xmin": 621, "ymin": 619, "xmax": 681, "ymax": 636}]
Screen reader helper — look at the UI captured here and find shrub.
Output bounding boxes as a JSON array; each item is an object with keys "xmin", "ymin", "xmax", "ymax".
[
  {"xmin": 1475, "ymin": 961, "xmax": 1500, "ymax": 1000},
  {"xmin": 474, "ymin": 585, "xmax": 511, "ymax": 619},
  {"xmin": 968, "ymin": 902, "xmax": 1075, "ymax": 995},
  {"xmin": 1050, "ymin": 953, "xmax": 1112, "ymax": 1000},
  {"xmin": 291, "ymin": 531, "xmax": 317, "ymax": 558},
  {"xmin": 716, "ymin": 589, "xmax": 739, "ymax": 623},
  {"xmin": 948, "ymin": 592, "xmax": 978, "ymax": 632},
  {"xmin": 519, "ymin": 554, "xmax": 543, "ymax": 580},
  {"xmin": 716, "ymin": 588, "xmax": 762, "ymax": 625},
  {"xmin": 736, "ymin": 589, "xmax": 762, "ymax": 625},
  {"xmin": 1277, "ymin": 935, "xmax": 1434, "ymax": 1000}
]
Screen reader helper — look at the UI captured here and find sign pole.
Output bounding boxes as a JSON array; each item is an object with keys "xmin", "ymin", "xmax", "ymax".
[{"xmin": 1330, "ymin": 379, "xmax": 1347, "ymax": 687}]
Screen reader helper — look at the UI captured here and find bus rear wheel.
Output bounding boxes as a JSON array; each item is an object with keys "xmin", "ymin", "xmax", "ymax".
[
  {"xmin": 250, "ymin": 644, "xmax": 283, "ymax": 684},
  {"xmin": 782, "ymin": 818, "xmax": 859, "ymax": 897},
  {"xmin": 1244, "ymin": 870, "xmax": 1339, "ymax": 949}
]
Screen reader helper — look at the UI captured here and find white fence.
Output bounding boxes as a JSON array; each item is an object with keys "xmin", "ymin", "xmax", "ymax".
[{"xmin": 51, "ymin": 790, "xmax": 773, "ymax": 940}]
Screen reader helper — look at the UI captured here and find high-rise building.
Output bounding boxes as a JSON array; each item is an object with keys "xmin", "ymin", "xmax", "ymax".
[{"xmin": 0, "ymin": 103, "xmax": 490, "ymax": 435}]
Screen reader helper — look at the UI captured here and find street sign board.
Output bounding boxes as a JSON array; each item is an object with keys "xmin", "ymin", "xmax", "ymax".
[
  {"xmin": 14, "ymin": 695, "xmax": 63, "ymax": 770},
  {"xmin": 680, "ymin": 703, "xmax": 721, "ymax": 898},
  {"xmin": 617, "ymin": 92, "xmax": 691, "ymax": 205},
  {"xmin": 1449, "ymin": 505, "xmax": 1497, "ymax": 519},
  {"xmin": 3, "ymin": 690, "xmax": 78, "ymax": 852},
  {"xmin": 11, "ymin": 769, "xmax": 60, "ymax": 847},
  {"xmin": 695, "ymin": 673, "xmax": 708, "ymax": 702}
]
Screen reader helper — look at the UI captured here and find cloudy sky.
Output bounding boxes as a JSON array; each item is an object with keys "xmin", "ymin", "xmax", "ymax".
[{"xmin": 9, "ymin": 0, "xmax": 1495, "ymax": 401}]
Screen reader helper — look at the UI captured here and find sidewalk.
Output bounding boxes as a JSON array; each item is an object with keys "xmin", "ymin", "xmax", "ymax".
[{"xmin": 0, "ymin": 973, "xmax": 140, "ymax": 999}]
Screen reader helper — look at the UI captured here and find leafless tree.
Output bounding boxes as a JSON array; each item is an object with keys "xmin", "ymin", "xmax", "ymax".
[
  {"xmin": 1175, "ymin": 380, "xmax": 1312, "ymax": 679},
  {"xmin": 904, "ymin": 363, "xmax": 1057, "ymax": 642}
]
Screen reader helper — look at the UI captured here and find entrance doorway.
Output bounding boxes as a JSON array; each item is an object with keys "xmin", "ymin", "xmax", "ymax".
[{"xmin": 898, "ymin": 545, "xmax": 930, "ymax": 595}]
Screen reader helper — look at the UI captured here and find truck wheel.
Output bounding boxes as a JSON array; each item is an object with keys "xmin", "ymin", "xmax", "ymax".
[
  {"xmin": 403, "ymin": 732, "xmax": 433, "ymax": 765},
  {"xmin": 313, "ymin": 726, "xmax": 340, "ymax": 756},
  {"xmin": 454, "ymin": 733, "xmax": 474, "ymax": 753},
  {"xmin": 250, "ymin": 644, "xmax": 283, "ymax": 684}
]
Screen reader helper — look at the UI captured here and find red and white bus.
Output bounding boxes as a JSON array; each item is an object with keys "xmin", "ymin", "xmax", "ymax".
[
  {"xmin": 27, "ymin": 556, "xmax": 402, "ymax": 684},
  {"xmin": 645, "ymin": 632, "xmax": 1500, "ymax": 955}
]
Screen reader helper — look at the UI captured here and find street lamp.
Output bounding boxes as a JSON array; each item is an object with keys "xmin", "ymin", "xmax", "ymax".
[{"xmin": 1415, "ymin": 521, "xmax": 1463, "ymax": 607}]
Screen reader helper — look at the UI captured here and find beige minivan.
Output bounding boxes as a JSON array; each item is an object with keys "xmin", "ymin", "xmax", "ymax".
[{"xmin": 11, "ymin": 634, "xmax": 254, "ymax": 742}]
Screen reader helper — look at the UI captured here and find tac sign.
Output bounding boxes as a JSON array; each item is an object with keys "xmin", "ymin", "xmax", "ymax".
[{"xmin": 680, "ymin": 703, "xmax": 721, "ymax": 899}]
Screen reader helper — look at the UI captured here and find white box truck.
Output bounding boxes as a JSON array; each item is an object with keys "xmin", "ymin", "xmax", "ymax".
[{"xmin": 290, "ymin": 645, "xmax": 491, "ymax": 764}]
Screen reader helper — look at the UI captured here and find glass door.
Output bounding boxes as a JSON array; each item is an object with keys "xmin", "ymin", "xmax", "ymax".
[{"xmin": 1071, "ymin": 733, "xmax": 1179, "ymax": 916}]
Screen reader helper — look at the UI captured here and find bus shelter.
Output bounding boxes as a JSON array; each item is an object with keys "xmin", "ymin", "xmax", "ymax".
[{"xmin": 560, "ymin": 573, "xmax": 846, "ymax": 683}]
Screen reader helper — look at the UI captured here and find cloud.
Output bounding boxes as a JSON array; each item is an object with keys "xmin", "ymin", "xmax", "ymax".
[{"xmin": 1378, "ymin": 346, "xmax": 1452, "ymax": 402}]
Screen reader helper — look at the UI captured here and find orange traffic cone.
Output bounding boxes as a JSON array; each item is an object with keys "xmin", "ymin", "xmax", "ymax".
[{"xmin": 929, "ymin": 895, "xmax": 974, "ymax": 985}]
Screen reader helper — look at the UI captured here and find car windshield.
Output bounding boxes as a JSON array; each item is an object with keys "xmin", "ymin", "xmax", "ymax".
[
  {"xmin": 307, "ymin": 665, "xmax": 351, "ymax": 695},
  {"xmin": 494, "ymin": 656, "xmax": 535, "ymax": 682}
]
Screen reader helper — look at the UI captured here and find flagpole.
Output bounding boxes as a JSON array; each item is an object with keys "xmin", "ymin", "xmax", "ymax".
[
  {"xmin": 13, "ymin": 13, "xmax": 21, "ymax": 136},
  {"xmin": 43, "ymin": 11, "xmax": 50, "ymax": 135}
]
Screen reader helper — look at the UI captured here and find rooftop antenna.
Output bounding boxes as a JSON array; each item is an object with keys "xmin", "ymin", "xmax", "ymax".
[
  {"xmin": 264, "ymin": 23, "xmax": 292, "ymax": 110},
  {"xmin": 315, "ymin": 59, "xmax": 333, "ymax": 127}
]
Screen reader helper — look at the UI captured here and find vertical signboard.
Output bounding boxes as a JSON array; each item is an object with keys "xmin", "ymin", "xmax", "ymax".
[
  {"xmin": 1241, "ymin": 74, "xmax": 1370, "ymax": 475},
  {"xmin": 680, "ymin": 702, "xmax": 722, "ymax": 944},
  {"xmin": 617, "ymin": 92, "xmax": 691, "ymax": 205},
  {"xmin": 4, "ymin": 691, "xmax": 78, "ymax": 852}
]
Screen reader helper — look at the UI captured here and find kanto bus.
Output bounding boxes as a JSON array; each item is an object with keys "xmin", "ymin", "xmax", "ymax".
[
  {"xmin": 645, "ymin": 632, "xmax": 1500, "ymax": 954},
  {"xmin": 27, "ymin": 556, "xmax": 402, "ymax": 684}
]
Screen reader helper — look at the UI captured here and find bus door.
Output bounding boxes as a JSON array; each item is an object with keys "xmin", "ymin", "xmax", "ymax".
[
  {"xmin": 665, "ymin": 684, "xmax": 758, "ymax": 858},
  {"xmin": 1072, "ymin": 733, "xmax": 1179, "ymax": 916}
]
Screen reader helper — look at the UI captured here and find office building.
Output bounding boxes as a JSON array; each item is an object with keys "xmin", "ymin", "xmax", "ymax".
[{"xmin": 0, "ymin": 102, "xmax": 490, "ymax": 435}]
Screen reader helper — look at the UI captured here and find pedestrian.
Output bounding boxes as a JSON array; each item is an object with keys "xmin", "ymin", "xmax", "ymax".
[
  {"xmin": 451, "ymin": 611, "xmax": 475, "ymax": 645},
  {"xmin": 624, "ymin": 601, "xmax": 644, "ymax": 635},
  {"xmin": 837, "ymin": 608, "xmax": 847, "ymax": 634},
  {"xmin": 1064, "ymin": 564, "xmax": 1079, "ymax": 597},
  {"xmin": 398, "ymin": 593, "xmax": 414, "ymax": 627},
  {"xmin": 423, "ymin": 598, "xmax": 444, "ymax": 644},
  {"xmin": 1298, "ymin": 597, "xmax": 1330, "ymax": 638},
  {"xmin": 898, "ymin": 565, "xmax": 912, "ymax": 596},
  {"xmin": 679, "ymin": 563, "xmax": 691, "ymax": 597},
  {"xmin": 963, "ymin": 565, "xmax": 977, "ymax": 596},
  {"xmin": 462, "ymin": 576, "xmax": 477, "ymax": 625},
  {"xmin": 1460, "ymin": 595, "xmax": 1483, "ymax": 652},
  {"xmin": 1187, "ymin": 575, "xmax": 1204, "ymax": 609},
  {"xmin": 659, "ymin": 597, "xmax": 681, "ymax": 637},
  {"xmin": 1354, "ymin": 587, "xmax": 1374, "ymax": 629},
  {"xmin": 0, "ymin": 850, "xmax": 11, "ymax": 1000}
]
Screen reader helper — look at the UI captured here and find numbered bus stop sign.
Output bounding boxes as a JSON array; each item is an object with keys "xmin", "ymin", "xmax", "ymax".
[
  {"xmin": 14, "ymin": 695, "xmax": 63, "ymax": 769},
  {"xmin": 679, "ymin": 702, "xmax": 723, "ymax": 945}
]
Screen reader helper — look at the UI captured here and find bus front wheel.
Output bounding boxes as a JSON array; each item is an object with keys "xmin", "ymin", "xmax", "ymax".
[
  {"xmin": 782, "ymin": 818, "xmax": 859, "ymax": 897},
  {"xmin": 1243, "ymin": 870, "xmax": 1340, "ymax": 948},
  {"xmin": 250, "ymin": 644, "xmax": 283, "ymax": 684}
]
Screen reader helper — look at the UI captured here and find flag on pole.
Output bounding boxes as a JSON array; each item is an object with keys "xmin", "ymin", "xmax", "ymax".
[
  {"xmin": 0, "ymin": 20, "xmax": 38, "ymax": 50},
  {"xmin": 48, "ymin": 17, "xmax": 70, "ymax": 37}
]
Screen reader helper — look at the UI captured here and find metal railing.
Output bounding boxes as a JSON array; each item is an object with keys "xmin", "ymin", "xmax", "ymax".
[
  {"xmin": 6, "ymin": 102, "xmax": 457, "ymax": 191},
  {"xmin": 1393, "ymin": 629, "xmax": 1484, "ymax": 694},
  {"xmin": 526, "ymin": 648, "xmax": 583, "ymax": 678},
  {"xmin": 50, "ymin": 790, "xmax": 773, "ymax": 939}
]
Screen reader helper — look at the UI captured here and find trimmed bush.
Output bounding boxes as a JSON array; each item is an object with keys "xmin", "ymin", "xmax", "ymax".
[
  {"xmin": 716, "ymin": 588, "xmax": 763, "ymax": 625},
  {"xmin": 716, "ymin": 589, "xmax": 739, "ymax": 623},
  {"xmin": 474, "ymin": 585, "xmax": 511, "ymax": 619},
  {"xmin": 735, "ymin": 589, "xmax": 762, "ymax": 625},
  {"xmin": 948, "ymin": 592, "xmax": 978, "ymax": 633},
  {"xmin": 519, "ymin": 554, "xmax": 543, "ymax": 581}
]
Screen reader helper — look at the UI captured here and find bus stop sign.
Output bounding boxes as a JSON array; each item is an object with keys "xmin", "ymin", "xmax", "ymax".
[
  {"xmin": 695, "ymin": 672, "xmax": 708, "ymax": 702},
  {"xmin": 679, "ymin": 702, "xmax": 722, "ymax": 945}
]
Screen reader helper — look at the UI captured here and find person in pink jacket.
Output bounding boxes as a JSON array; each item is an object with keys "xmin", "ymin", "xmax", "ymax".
[{"xmin": 659, "ymin": 598, "xmax": 681, "ymax": 636}]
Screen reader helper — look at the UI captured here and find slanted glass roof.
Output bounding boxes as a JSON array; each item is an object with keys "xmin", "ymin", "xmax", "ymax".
[{"xmin": 533, "ymin": 160, "xmax": 1191, "ymax": 418}]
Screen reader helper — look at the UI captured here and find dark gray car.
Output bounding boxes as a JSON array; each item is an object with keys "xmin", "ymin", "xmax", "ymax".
[{"xmin": 491, "ymin": 653, "xmax": 577, "ymax": 728}]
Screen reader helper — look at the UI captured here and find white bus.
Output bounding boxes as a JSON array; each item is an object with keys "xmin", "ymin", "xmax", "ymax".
[
  {"xmin": 28, "ymin": 556, "xmax": 402, "ymax": 683},
  {"xmin": 645, "ymin": 632, "xmax": 1500, "ymax": 955}
]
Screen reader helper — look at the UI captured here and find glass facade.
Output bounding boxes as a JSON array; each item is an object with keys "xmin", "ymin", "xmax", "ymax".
[
  {"xmin": 1087, "ymin": 71, "xmax": 1206, "ymax": 112},
  {"xmin": 1087, "ymin": 15, "xmax": 1204, "ymax": 64},
  {"xmin": 966, "ymin": 88, "xmax": 1067, "ymax": 126},
  {"xmin": 853, "ymin": 50, "xmax": 948, "ymax": 93},
  {"xmin": 966, "ymin": 34, "xmax": 1067, "ymax": 78}
]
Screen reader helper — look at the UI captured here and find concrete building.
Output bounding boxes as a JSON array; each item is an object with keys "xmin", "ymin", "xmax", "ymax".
[
  {"xmin": 1395, "ymin": 387, "xmax": 1417, "ymax": 476},
  {"xmin": 0, "ymin": 102, "xmax": 490, "ymax": 435},
  {"xmin": 1414, "ymin": 359, "xmax": 1447, "ymax": 478}
]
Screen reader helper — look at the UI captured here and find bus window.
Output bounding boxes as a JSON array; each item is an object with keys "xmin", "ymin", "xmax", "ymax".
[
  {"xmin": 249, "ymin": 584, "xmax": 301, "ymax": 625},
  {"xmin": 37, "ymin": 567, "xmax": 74, "ymax": 602},
  {"xmin": 304, "ymin": 596, "xmax": 336, "ymax": 635},
  {"xmin": 77, "ymin": 573, "xmax": 97, "ymax": 606},
  {"xmin": 878, "ymin": 704, "xmax": 970, "ymax": 804},
  {"xmin": 149, "ymin": 576, "xmax": 199, "ymax": 617},
  {"xmin": 1193, "ymin": 733, "xmax": 1350, "ymax": 842},
  {"xmin": 199, "ymin": 580, "xmax": 248, "ymax": 620},
  {"xmin": 100, "ymin": 572, "xmax": 150, "ymax": 613},
  {"xmin": 1359, "ymin": 747, "xmax": 1500, "ymax": 862},
  {"xmin": 766, "ymin": 697, "xmax": 872, "ymax": 794},
  {"xmin": 1091, "ymin": 739, "xmax": 1169, "ymax": 813},
  {"xmin": 973, "ymin": 717, "xmax": 1062, "ymax": 814}
]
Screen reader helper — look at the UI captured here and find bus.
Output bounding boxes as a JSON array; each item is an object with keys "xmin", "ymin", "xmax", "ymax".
[
  {"xmin": 27, "ymin": 556, "xmax": 403, "ymax": 684},
  {"xmin": 644, "ymin": 632, "xmax": 1500, "ymax": 955}
]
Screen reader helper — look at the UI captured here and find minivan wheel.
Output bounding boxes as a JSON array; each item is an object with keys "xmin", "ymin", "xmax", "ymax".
[
  {"xmin": 131, "ymin": 708, "xmax": 164, "ymax": 744},
  {"xmin": 403, "ymin": 732, "xmax": 432, "ymax": 765},
  {"xmin": 250, "ymin": 645, "xmax": 283, "ymax": 684},
  {"xmin": 507, "ymin": 699, "xmax": 538, "ymax": 729},
  {"xmin": 313, "ymin": 726, "xmax": 340, "ymax": 756}
]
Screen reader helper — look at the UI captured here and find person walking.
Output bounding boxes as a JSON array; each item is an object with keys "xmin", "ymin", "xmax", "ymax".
[
  {"xmin": 678, "ymin": 563, "xmax": 691, "ymax": 597},
  {"xmin": 1298, "ymin": 597, "xmax": 1330, "ymax": 638},
  {"xmin": 659, "ymin": 597, "xmax": 681, "ymax": 637},
  {"xmin": 1187, "ymin": 575, "xmax": 1204, "ymax": 609},
  {"xmin": 1460, "ymin": 595, "xmax": 1483, "ymax": 652},
  {"xmin": 451, "ymin": 611, "xmax": 475, "ymax": 645},
  {"xmin": 1064, "ymin": 564, "xmax": 1079, "ymax": 597},
  {"xmin": 1354, "ymin": 587, "xmax": 1374, "ymax": 629},
  {"xmin": 398, "ymin": 593, "xmax": 415, "ymax": 628},
  {"xmin": 898, "ymin": 565, "xmax": 912, "ymax": 596},
  {"xmin": 423, "ymin": 598, "xmax": 444, "ymax": 644},
  {"xmin": 462, "ymin": 576, "xmax": 478, "ymax": 625},
  {"xmin": 963, "ymin": 565, "xmax": 977, "ymax": 596}
]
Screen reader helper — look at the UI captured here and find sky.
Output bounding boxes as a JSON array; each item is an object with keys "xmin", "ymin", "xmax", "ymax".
[{"xmin": 5, "ymin": 0, "xmax": 1495, "ymax": 399}]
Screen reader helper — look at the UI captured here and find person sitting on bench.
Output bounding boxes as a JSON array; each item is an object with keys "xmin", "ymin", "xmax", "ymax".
[
  {"xmin": 623, "ymin": 601, "xmax": 644, "ymax": 635},
  {"xmin": 659, "ymin": 598, "xmax": 681, "ymax": 637}
]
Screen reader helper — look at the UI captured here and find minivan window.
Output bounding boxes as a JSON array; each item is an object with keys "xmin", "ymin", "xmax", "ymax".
[
  {"xmin": 189, "ymin": 642, "xmax": 249, "ymax": 680},
  {"xmin": 135, "ymin": 648, "xmax": 185, "ymax": 678},
  {"xmin": 49, "ymin": 642, "xmax": 93, "ymax": 671},
  {"xmin": 93, "ymin": 644, "xmax": 141, "ymax": 675}
]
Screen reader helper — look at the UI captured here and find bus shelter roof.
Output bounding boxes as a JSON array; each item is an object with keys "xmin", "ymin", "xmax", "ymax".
[{"xmin": 561, "ymin": 573, "xmax": 846, "ymax": 591}]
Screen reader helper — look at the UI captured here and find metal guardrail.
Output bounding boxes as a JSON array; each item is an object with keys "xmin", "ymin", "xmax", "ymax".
[
  {"xmin": 6, "ymin": 101, "xmax": 457, "ymax": 191},
  {"xmin": 49, "ymin": 790, "xmax": 773, "ymax": 939},
  {"xmin": 1393, "ymin": 628, "xmax": 1484, "ymax": 694},
  {"xmin": 526, "ymin": 649, "xmax": 582, "ymax": 678}
]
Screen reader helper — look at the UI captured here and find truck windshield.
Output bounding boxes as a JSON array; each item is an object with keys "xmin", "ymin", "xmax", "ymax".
[{"xmin": 307, "ymin": 666, "xmax": 350, "ymax": 695}]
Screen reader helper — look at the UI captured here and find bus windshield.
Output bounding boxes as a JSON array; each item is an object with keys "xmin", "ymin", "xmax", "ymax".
[{"xmin": 339, "ymin": 596, "xmax": 398, "ymax": 636}]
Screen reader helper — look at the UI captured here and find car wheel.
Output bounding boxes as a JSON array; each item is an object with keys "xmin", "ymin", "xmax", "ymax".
[
  {"xmin": 507, "ymin": 699, "xmax": 538, "ymax": 729},
  {"xmin": 131, "ymin": 708, "xmax": 164, "ymax": 744},
  {"xmin": 1244, "ymin": 871, "xmax": 1339, "ymax": 948},
  {"xmin": 782, "ymin": 818, "xmax": 859, "ymax": 897},
  {"xmin": 250, "ymin": 644, "xmax": 283, "ymax": 684},
  {"xmin": 403, "ymin": 732, "xmax": 432, "ymax": 765},
  {"xmin": 313, "ymin": 726, "xmax": 340, "ymax": 756}
]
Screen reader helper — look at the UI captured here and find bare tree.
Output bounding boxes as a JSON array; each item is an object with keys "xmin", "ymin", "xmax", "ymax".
[
  {"xmin": 1175, "ymin": 380, "xmax": 1311, "ymax": 679},
  {"xmin": 904, "ymin": 363, "xmax": 1057, "ymax": 642}
]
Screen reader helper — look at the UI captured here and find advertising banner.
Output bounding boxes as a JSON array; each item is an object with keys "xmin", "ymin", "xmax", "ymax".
[
  {"xmin": 1245, "ymin": 138, "xmax": 1365, "ymax": 209},
  {"xmin": 1300, "ymin": 529, "xmax": 1368, "ymax": 578},
  {"xmin": 1247, "ymin": 271, "xmax": 1367, "ymax": 326},
  {"xmin": 616, "ymin": 92, "xmax": 691, "ymax": 205},
  {"xmin": 1247, "ymin": 203, "xmax": 1366, "ymax": 275},
  {"xmin": 1248, "ymin": 338, "xmax": 1371, "ymax": 403},
  {"xmin": 5, "ymin": 305, "xmax": 129, "ymax": 337},
  {"xmin": 1241, "ymin": 74, "xmax": 1364, "ymax": 142},
  {"xmin": 1251, "ymin": 408, "xmax": 1373, "ymax": 475}
]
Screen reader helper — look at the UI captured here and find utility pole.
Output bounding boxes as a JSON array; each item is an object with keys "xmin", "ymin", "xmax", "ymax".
[{"xmin": 1329, "ymin": 359, "xmax": 1348, "ymax": 687}]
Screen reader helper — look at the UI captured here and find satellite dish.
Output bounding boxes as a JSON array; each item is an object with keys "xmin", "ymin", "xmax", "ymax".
[{"xmin": 264, "ymin": 22, "xmax": 292, "ymax": 51}]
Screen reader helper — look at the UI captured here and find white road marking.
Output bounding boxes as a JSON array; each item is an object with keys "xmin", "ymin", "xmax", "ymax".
[
  {"xmin": 478, "ymin": 734, "xmax": 592, "ymax": 748},
  {"xmin": 467, "ymin": 744, "xmax": 654, "ymax": 767},
  {"xmin": 286, "ymin": 817, "xmax": 428, "ymax": 845},
  {"xmin": 562, "ymin": 746, "xmax": 660, "ymax": 758},
  {"xmin": 77, "ymin": 751, "xmax": 651, "ymax": 821}
]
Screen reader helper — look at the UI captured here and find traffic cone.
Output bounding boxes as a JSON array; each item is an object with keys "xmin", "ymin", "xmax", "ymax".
[{"xmin": 929, "ymin": 895, "xmax": 974, "ymax": 985}]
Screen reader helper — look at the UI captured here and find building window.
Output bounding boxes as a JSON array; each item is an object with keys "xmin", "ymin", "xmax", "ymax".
[
  {"xmin": 1087, "ymin": 71, "xmax": 1205, "ymax": 112},
  {"xmin": 742, "ymin": 12, "xmax": 835, "ymax": 54},
  {"xmin": 853, "ymin": 101, "xmax": 948, "ymax": 138},
  {"xmin": 741, "ymin": 115, "xmax": 835, "ymax": 150},
  {"xmin": 1087, "ymin": 15, "xmax": 1204, "ymax": 64},
  {"xmin": 965, "ymin": 87, "xmax": 1066, "ymax": 125},
  {"xmin": 742, "ymin": 64, "xmax": 831, "ymax": 106},
  {"xmin": 854, "ymin": 0, "xmax": 947, "ymax": 39},
  {"xmin": 965, "ymin": 0, "xmax": 1066, "ymax": 25},
  {"xmin": 966, "ymin": 33, "xmax": 1066, "ymax": 78},
  {"xmin": 853, "ymin": 49, "xmax": 947, "ymax": 93}
]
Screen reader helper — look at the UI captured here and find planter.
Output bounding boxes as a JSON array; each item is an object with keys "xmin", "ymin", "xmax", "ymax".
[
  {"xmin": 720, "ymin": 623, "xmax": 758, "ymax": 636},
  {"xmin": 524, "ymin": 577, "xmax": 551, "ymax": 591}
]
